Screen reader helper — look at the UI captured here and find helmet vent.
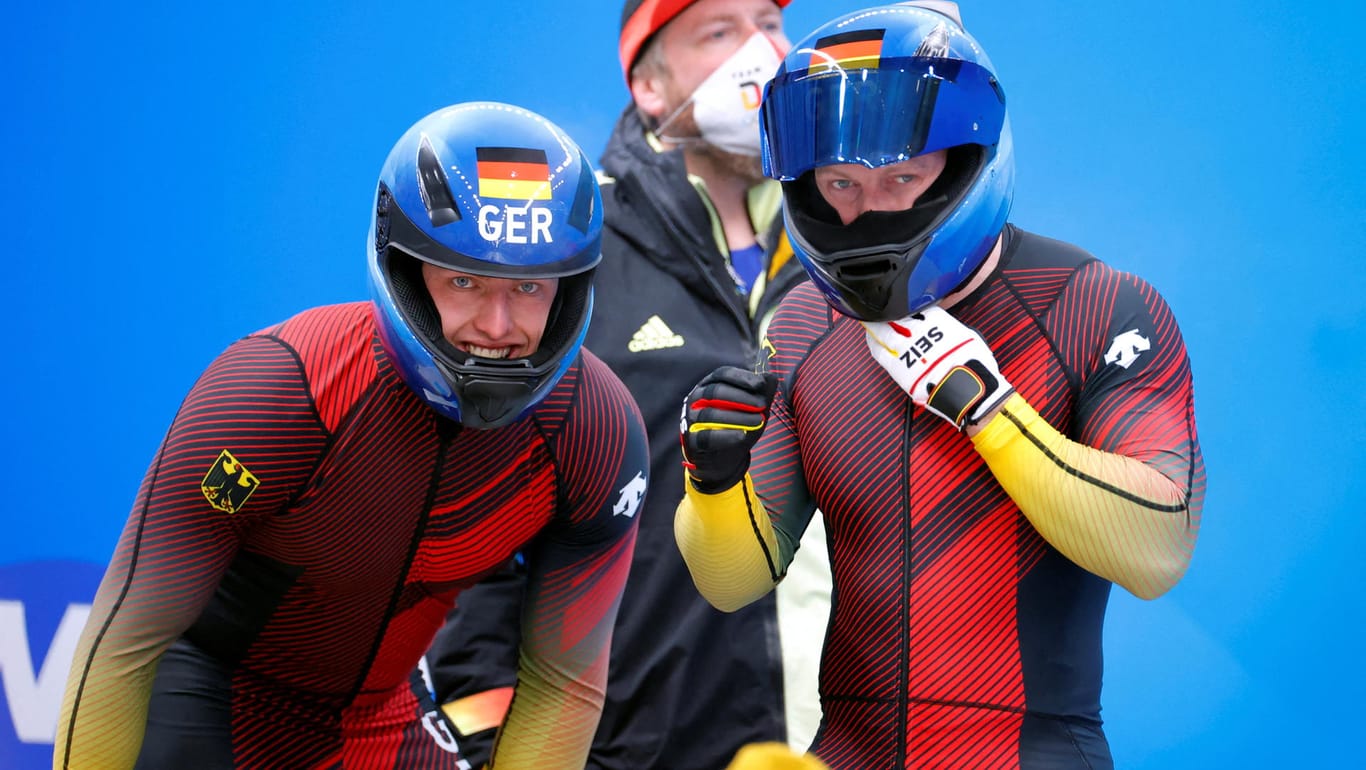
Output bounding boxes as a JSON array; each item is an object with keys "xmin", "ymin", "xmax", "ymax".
[
  {"xmin": 567, "ymin": 149, "xmax": 597, "ymax": 233},
  {"xmin": 374, "ymin": 185, "xmax": 392, "ymax": 253},
  {"xmin": 839, "ymin": 257, "xmax": 895, "ymax": 279},
  {"xmin": 417, "ymin": 135, "xmax": 461, "ymax": 227}
]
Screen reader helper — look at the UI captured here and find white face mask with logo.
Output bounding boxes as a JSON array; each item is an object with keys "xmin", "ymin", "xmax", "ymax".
[{"xmin": 656, "ymin": 32, "xmax": 784, "ymax": 157}]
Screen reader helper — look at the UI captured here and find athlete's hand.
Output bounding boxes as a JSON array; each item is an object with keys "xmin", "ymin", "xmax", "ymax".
[
  {"xmin": 681, "ymin": 366, "xmax": 779, "ymax": 494},
  {"xmin": 864, "ymin": 305, "xmax": 1013, "ymax": 431}
]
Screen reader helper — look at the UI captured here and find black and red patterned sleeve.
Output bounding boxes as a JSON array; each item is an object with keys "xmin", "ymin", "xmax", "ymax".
[
  {"xmin": 487, "ymin": 351, "xmax": 647, "ymax": 768},
  {"xmin": 55, "ymin": 333, "xmax": 329, "ymax": 769}
]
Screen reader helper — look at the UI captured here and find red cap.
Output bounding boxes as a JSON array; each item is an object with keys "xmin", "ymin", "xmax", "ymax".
[{"xmin": 618, "ymin": 0, "xmax": 792, "ymax": 85}]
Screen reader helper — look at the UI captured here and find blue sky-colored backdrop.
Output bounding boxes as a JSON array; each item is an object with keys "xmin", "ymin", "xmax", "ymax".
[{"xmin": 4, "ymin": 1, "xmax": 1364, "ymax": 767}]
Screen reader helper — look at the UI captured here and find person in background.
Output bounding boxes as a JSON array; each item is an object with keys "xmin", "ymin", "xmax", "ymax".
[
  {"xmin": 676, "ymin": 3, "xmax": 1206, "ymax": 768},
  {"xmin": 424, "ymin": 1, "xmax": 831, "ymax": 768},
  {"xmin": 54, "ymin": 102, "xmax": 647, "ymax": 770}
]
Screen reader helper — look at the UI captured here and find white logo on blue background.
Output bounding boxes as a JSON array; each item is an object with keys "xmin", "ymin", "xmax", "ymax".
[{"xmin": 1, "ymin": 560, "xmax": 102, "ymax": 769}]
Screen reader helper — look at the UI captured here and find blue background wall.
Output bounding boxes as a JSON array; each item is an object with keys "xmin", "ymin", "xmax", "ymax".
[{"xmin": 4, "ymin": 1, "xmax": 1363, "ymax": 766}]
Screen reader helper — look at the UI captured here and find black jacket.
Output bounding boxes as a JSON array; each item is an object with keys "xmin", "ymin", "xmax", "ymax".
[{"xmin": 426, "ymin": 106, "xmax": 808, "ymax": 770}]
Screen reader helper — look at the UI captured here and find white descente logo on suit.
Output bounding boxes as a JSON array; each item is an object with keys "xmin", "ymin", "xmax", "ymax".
[{"xmin": 1104, "ymin": 329, "xmax": 1151, "ymax": 369}]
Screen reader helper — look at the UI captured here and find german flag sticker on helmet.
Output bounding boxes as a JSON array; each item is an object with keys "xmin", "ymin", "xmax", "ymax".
[
  {"xmin": 476, "ymin": 147, "xmax": 552, "ymax": 201},
  {"xmin": 808, "ymin": 28, "xmax": 885, "ymax": 74}
]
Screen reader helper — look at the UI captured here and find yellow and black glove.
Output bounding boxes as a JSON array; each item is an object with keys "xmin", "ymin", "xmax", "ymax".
[{"xmin": 680, "ymin": 366, "xmax": 778, "ymax": 493}]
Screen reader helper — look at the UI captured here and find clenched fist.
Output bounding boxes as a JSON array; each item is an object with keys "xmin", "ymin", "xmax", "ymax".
[{"xmin": 680, "ymin": 366, "xmax": 778, "ymax": 493}]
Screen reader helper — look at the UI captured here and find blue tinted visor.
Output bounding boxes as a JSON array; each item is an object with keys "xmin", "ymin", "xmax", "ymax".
[{"xmin": 760, "ymin": 56, "xmax": 1005, "ymax": 181}]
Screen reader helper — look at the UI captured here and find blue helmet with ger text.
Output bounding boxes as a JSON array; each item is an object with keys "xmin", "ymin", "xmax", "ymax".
[
  {"xmin": 759, "ymin": 1, "xmax": 1013, "ymax": 320},
  {"xmin": 367, "ymin": 102, "xmax": 603, "ymax": 428}
]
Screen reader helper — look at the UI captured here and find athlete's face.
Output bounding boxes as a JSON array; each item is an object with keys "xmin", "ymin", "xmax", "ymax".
[
  {"xmin": 813, "ymin": 151, "xmax": 950, "ymax": 225},
  {"xmin": 639, "ymin": 0, "xmax": 787, "ymax": 109},
  {"xmin": 421, "ymin": 263, "xmax": 558, "ymax": 359}
]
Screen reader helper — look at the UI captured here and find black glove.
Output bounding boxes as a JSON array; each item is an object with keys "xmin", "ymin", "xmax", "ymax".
[{"xmin": 680, "ymin": 366, "xmax": 779, "ymax": 494}]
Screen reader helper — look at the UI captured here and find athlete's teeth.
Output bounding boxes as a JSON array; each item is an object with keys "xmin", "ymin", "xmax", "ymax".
[{"xmin": 468, "ymin": 345, "xmax": 511, "ymax": 359}]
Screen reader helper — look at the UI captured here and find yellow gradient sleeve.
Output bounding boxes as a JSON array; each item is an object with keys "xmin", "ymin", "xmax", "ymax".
[
  {"xmin": 675, "ymin": 476, "xmax": 783, "ymax": 612},
  {"xmin": 972, "ymin": 394, "xmax": 1199, "ymax": 599},
  {"xmin": 54, "ymin": 545, "xmax": 189, "ymax": 769},
  {"xmin": 490, "ymin": 645, "xmax": 608, "ymax": 769}
]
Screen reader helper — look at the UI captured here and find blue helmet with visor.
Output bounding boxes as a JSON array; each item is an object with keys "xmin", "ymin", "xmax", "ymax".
[
  {"xmin": 367, "ymin": 102, "xmax": 603, "ymax": 429},
  {"xmin": 759, "ymin": 1, "xmax": 1013, "ymax": 320}
]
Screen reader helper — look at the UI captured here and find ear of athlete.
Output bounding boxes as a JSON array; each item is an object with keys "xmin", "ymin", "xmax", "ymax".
[{"xmin": 680, "ymin": 366, "xmax": 780, "ymax": 494}]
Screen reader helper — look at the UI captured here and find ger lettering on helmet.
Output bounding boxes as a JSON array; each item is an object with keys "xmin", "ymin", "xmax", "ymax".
[
  {"xmin": 759, "ymin": 1, "xmax": 1014, "ymax": 321},
  {"xmin": 367, "ymin": 102, "xmax": 603, "ymax": 429}
]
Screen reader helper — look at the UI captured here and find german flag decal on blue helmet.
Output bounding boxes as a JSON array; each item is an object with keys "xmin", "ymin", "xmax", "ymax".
[
  {"xmin": 808, "ymin": 28, "xmax": 885, "ymax": 73},
  {"xmin": 476, "ymin": 147, "xmax": 553, "ymax": 201}
]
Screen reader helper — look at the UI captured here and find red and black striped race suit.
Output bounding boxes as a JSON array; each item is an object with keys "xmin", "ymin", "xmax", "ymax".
[
  {"xmin": 753, "ymin": 226, "xmax": 1205, "ymax": 769},
  {"xmin": 55, "ymin": 302, "xmax": 647, "ymax": 770}
]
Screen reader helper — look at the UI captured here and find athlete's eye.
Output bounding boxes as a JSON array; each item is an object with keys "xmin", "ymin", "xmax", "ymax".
[
  {"xmin": 698, "ymin": 21, "xmax": 737, "ymax": 45},
  {"xmin": 517, "ymin": 281, "xmax": 542, "ymax": 295},
  {"xmin": 451, "ymin": 275, "xmax": 474, "ymax": 289}
]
